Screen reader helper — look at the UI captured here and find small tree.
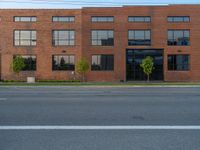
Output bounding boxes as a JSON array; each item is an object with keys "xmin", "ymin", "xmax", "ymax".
[
  {"xmin": 12, "ymin": 56, "xmax": 25, "ymax": 73},
  {"xmin": 75, "ymin": 58, "xmax": 89, "ymax": 82},
  {"xmin": 140, "ymin": 56, "xmax": 154, "ymax": 82}
]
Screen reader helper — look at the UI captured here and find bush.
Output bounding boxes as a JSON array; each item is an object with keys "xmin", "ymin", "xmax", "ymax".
[{"xmin": 12, "ymin": 56, "xmax": 25, "ymax": 73}]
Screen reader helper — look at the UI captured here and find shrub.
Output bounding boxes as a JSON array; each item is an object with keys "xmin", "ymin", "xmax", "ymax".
[{"xmin": 12, "ymin": 56, "xmax": 25, "ymax": 73}]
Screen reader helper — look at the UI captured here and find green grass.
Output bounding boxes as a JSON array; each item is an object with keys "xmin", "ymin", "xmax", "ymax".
[{"xmin": 1, "ymin": 81, "xmax": 200, "ymax": 86}]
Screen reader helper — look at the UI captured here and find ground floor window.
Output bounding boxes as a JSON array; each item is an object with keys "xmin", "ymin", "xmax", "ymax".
[
  {"xmin": 91, "ymin": 54, "xmax": 114, "ymax": 71},
  {"xmin": 168, "ymin": 54, "xmax": 190, "ymax": 71},
  {"xmin": 52, "ymin": 55, "xmax": 75, "ymax": 71},
  {"xmin": 13, "ymin": 55, "xmax": 36, "ymax": 71}
]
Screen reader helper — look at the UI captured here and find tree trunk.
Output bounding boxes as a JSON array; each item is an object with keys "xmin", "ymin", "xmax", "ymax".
[
  {"xmin": 82, "ymin": 73, "xmax": 86, "ymax": 82},
  {"xmin": 147, "ymin": 75, "xmax": 150, "ymax": 82}
]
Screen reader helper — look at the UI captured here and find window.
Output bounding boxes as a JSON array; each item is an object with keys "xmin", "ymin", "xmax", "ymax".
[
  {"xmin": 52, "ymin": 55, "xmax": 75, "ymax": 71},
  {"xmin": 168, "ymin": 16, "xmax": 190, "ymax": 22},
  {"xmin": 91, "ymin": 30, "xmax": 114, "ymax": 46},
  {"xmin": 14, "ymin": 30, "xmax": 36, "ymax": 46},
  {"xmin": 128, "ymin": 16, "xmax": 151, "ymax": 22},
  {"xmin": 168, "ymin": 55, "xmax": 189, "ymax": 71},
  {"xmin": 168, "ymin": 30, "xmax": 190, "ymax": 46},
  {"xmin": 14, "ymin": 16, "xmax": 37, "ymax": 22},
  {"xmin": 52, "ymin": 30, "xmax": 75, "ymax": 46},
  {"xmin": 91, "ymin": 55, "xmax": 114, "ymax": 71},
  {"xmin": 52, "ymin": 16, "xmax": 75, "ymax": 22},
  {"xmin": 13, "ymin": 55, "xmax": 36, "ymax": 71},
  {"xmin": 128, "ymin": 30, "xmax": 151, "ymax": 46},
  {"xmin": 91, "ymin": 16, "xmax": 114, "ymax": 22}
]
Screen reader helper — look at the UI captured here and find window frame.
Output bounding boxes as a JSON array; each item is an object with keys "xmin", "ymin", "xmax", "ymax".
[
  {"xmin": 52, "ymin": 30, "xmax": 75, "ymax": 46},
  {"xmin": 52, "ymin": 55, "xmax": 75, "ymax": 71},
  {"xmin": 167, "ymin": 29, "xmax": 190, "ymax": 46},
  {"xmin": 167, "ymin": 54, "xmax": 190, "ymax": 71},
  {"xmin": 52, "ymin": 16, "xmax": 75, "ymax": 23},
  {"xmin": 13, "ymin": 55, "xmax": 37, "ymax": 71},
  {"xmin": 128, "ymin": 29, "xmax": 151, "ymax": 46},
  {"xmin": 14, "ymin": 16, "xmax": 37, "ymax": 22},
  {"xmin": 91, "ymin": 16, "xmax": 114, "ymax": 22},
  {"xmin": 128, "ymin": 16, "xmax": 151, "ymax": 23},
  {"xmin": 13, "ymin": 30, "xmax": 37, "ymax": 47},
  {"xmin": 167, "ymin": 16, "xmax": 190, "ymax": 23},
  {"xmin": 91, "ymin": 54, "xmax": 114, "ymax": 71},
  {"xmin": 91, "ymin": 30, "xmax": 114, "ymax": 46}
]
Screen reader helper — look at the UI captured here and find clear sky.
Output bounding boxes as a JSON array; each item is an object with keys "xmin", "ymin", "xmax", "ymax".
[{"xmin": 0, "ymin": 0, "xmax": 199, "ymax": 9}]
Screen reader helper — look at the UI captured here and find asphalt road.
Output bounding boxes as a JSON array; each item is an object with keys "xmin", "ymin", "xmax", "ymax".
[{"xmin": 0, "ymin": 86, "xmax": 200, "ymax": 150}]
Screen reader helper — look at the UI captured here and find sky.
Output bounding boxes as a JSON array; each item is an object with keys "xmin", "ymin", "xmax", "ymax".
[{"xmin": 0, "ymin": 0, "xmax": 200, "ymax": 8}]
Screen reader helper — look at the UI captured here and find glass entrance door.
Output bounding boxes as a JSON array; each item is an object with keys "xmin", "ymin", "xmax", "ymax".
[{"xmin": 126, "ymin": 49, "xmax": 163, "ymax": 81}]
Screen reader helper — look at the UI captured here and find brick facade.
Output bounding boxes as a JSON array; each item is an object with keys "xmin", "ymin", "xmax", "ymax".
[{"xmin": 0, "ymin": 5, "xmax": 200, "ymax": 82}]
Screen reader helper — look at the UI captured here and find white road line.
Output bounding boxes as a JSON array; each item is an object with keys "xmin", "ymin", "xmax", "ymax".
[
  {"xmin": 0, "ymin": 98, "xmax": 7, "ymax": 101},
  {"xmin": 0, "ymin": 126, "xmax": 200, "ymax": 130}
]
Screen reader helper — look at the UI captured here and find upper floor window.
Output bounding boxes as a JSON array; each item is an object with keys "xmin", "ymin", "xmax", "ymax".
[
  {"xmin": 128, "ymin": 16, "xmax": 151, "ymax": 22},
  {"xmin": 52, "ymin": 16, "xmax": 75, "ymax": 22},
  {"xmin": 52, "ymin": 30, "xmax": 75, "ymax": 46},
  {"xmin": 168, "ymin": 55, "xmax": 190, "ymax": 71},
  {"xmin": 168, "ymin": 30, "xmax": 190, "ymax": 46},
  {"xmin": 91, "ymin": 16, "xmax": 114, "ymax": 22},
  {"xmin": 128, "ymin": 30, "xmax": 151, "ymax": 46},
  {"xmin": 14, "ymin": 16, "xmax": 37, "ymax": 22},
  {"xmin": 91, "ymin": 30, "xmax": 114, "ymax": 46},
  {"xmin": 91, "ymin": 54, "xmax": 114, "ymax": 71},
  {"xmin": 13, "ymin": 55, "xmax": 36, "ymax": 71},
  {"xmin": 168, "ymin": 16, "xmax": 190, "ymax": 22},
  {"xmin": 52, "ymin": 55, "xmax": 75, "ymax": 71},
  {"xmin": 14, "ymin": 30, "xmax": 36, "ymax": 46}
]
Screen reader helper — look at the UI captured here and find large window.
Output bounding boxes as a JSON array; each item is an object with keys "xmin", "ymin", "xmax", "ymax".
[
  {"xmin": 168, "ymin": 16, "xmax": 190, "ymax": 22},
  {"xmin": 168, "ymin": 55, "xmax": 190, "ymax": 71},
  {"xmin": 14, "ymin": 16, "xmax": 37, "ymax": 22},
  {"xmin": 14, "ymin": 30, "xmax": 36, "ymax": 46},
  {"xmin": 52, "ymin": 55, "xmax": 75, "ymax": 71},
  {"xmin": 128, "ymin": 16, "xmax": 151, "ymax": 22},
  {"xmin": 91, "ymin": 30, "xmax": 114, "ymax": 46},
  {"xmin": 13, "ymin": 55, "xmax": 36, "ymax": 71},
  {"xmin": 91, "ymin": 16, "xmax": 114, "ymax": 22},
  {"xmin": 52, "ymin": 16, "xmax": 75, "ymax": 22},
  {"xmin": 168, "ymin": 30, "xmax": 190, "ymax": 46},
  {"xmin": 91, "ymin": 54, "xmax": 114, "ymax": 71},
  {"xmin": 128, "ymin": 30, "xmax": 151, "ymax": 46},
  {"xmin": 52, "ymin": 30, "xmax": 75, "ymax": 46}
]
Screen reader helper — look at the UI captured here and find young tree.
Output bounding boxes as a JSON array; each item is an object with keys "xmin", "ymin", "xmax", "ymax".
[
  {"xmin": 75, "ymin": 58, "xmax": 89, "ymax": 82},
  {"xmin": 12, "ymin": 56, "xmax": 25, "ymax": 73},
  {"xmin": 140, "ymin": 56, "xmax": 154, "ymax": 82}
]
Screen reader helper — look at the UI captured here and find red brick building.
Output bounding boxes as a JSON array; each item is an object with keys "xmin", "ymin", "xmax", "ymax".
[{"xmin": 0, "ymin": 5, "xmax": 200, "ymax": 82}]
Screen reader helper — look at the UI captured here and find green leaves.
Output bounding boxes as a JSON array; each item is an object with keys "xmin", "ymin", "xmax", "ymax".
[
  {"xmin": 140, "ymin": 56, "xmax": 154, "ymax": 81},
  {"xmin": 75, "ymin": 58, "xmax": 89, "ymax": 74},
  {"xmin": 12, "ymin": 56, "xmax": 25, "ymax": 73},
  {"xmin": 75, "ymin": 58, "xmax": 89, "ymax": 82}
]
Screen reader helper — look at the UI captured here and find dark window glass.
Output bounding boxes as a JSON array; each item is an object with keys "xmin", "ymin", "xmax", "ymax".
[
  {"xmin": 13, "ymin": 55, "xmax": 36, "ymax": 71},
  {"xmin": 167, "ymin": 16, "xmax": 190, "ymax": 22},
  {"xmin": 52, "ymin": 16, "xmax": 75, "ymax": 22},
  {"xmin": 52, "ymin": 30, "xmax": 75, "ymax": 46},
  {"xmin": 52, "ymin": 55, "xmax": 75, "ymax": 71},
  {"xmin": 128, "ymin": 30, "xmax": 151, "ymax": 46},
  {"xmin": 14, "ymin": 30, "xmax": 36, "ymax": 46},
  {"xmin": 128, "ymin": 16, "xmax": 151, "ymax": 22},
  {"xmin": 91, "ymin": 30, "xmax": 114, "ymax": 46},
  {"xmin": 168, "ymin": 30, "xmax": 190, "ymax": 46},
  {"xmin": 91, "ymin": 16, "xmax": 114, "ymax": 22},
  {"xmin": 14, "ymin": 16, "xmax": 37, "ymax": 22},
  {"xmin": 168, "ymin": 55, "xmax": 189, "ymax": 71},
  {"xmin": 91, "ymin": 55, "xmax": 114, "ymax": 71}
]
